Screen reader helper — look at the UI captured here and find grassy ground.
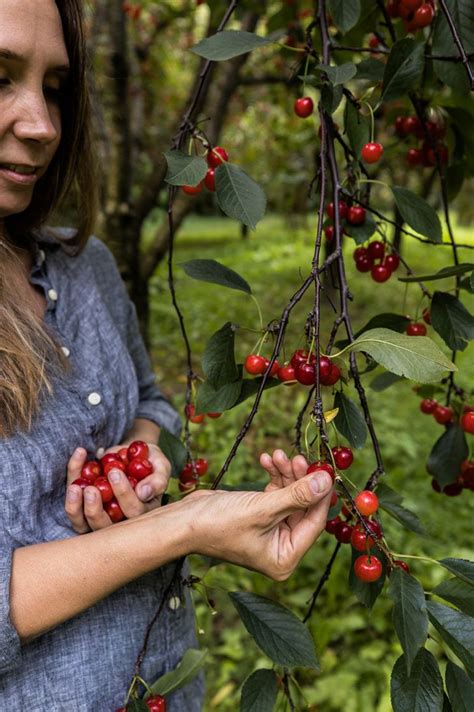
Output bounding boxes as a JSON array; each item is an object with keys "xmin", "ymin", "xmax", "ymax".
[{"xmin": 146, "ymin": 213, "xmax": 473, "ymax": 711}]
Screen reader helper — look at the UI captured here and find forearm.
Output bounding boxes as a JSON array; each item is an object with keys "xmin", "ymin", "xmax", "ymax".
[
  {"xmin": 10, "ymin": 504, "xmax": 188, "ymax": 644},
  {"xmin": 122, "ymin": 417, "xmax": 161, "ymax": 445}
]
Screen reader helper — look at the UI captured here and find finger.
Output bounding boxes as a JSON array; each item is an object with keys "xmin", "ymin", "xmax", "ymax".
[
  {"xmin": 107, "ymin": 469, "xmax": 147, "ymax": 518},
  {"xmin": 284, "ymin": 486, "xmax": 333, "ymax": 557},
  {"xmin": 64, "ymin": 485, "xmax": 90, "ymax": 534},
  {"xmin": 260, "ymin": 452, "xmax": 283, "ymax": 490},
  {"xmin": 292, "ymin": 454, "xmax": 309, "ymax": 480},
  {"xmin": 134, "ymin": 470, "xmax": 169, "ymax": 504},
  {"xmin": 271, "ymin": 449, "xmax": 294, "ymax": 485},
  {"xmin": 265, "ymin": 469, "xmax": 333, "ymax": 522},
  {"xmin": 83, "ymin": 486, "xmax": 113, "ymax": 530},
  {"xmin": 66, "ymin": 447, "xmax": 88, "ymax": 487}
]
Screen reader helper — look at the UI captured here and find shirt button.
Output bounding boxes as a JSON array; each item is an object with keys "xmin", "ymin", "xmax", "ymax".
[
  {"xmin": 48, "ymin": 288, "xmax": 58, "ymax": 301},
  {"xmin": 61, "ymin": 346, "xmax": 70, "ymax": 357},
  {"xmin": 87, "ymin": 392, "xmax": 102, "ymax": 406},
  {"xmin": 168, "ymin": 596, "xmax": 181, "ymax": 611}
]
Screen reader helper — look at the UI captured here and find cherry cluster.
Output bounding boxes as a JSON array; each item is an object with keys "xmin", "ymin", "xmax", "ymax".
[
  {"xmin": 72, "ymin": 440, "xmax": 153, "ymax": 522},
  {"xmin": 387, "ymin": 0, "xmax": 436, "ymax": 33},
  {"xmin": 420, "ymin": 399, "xmax": 474, "ymax": 431},
  {"xmin": 244, "ymin": 348, "xmax": 341, "ymax": 387},
  {"xmin": 394, "ymin": 114, "xmax": 448, "ymax": 168},
  {"xmin": 352, "ymin": 240, "xmax": 400, "ymax": 283},
  {"xmin": 182, "ymin": 146, "xmax": 228, "ymax": 195},
  {"xmin": 324, "ymin": 200, "xmax": 366, "ymax": 242},
  {"xmin": 116, "ymin": 694, "xmax": 166, "ymax": 712},
  {"xmin": 431, "ymin": 459, "xmax": 474, "ymax": 497},
  {"xmin": 178, "ymin": 458, "xmax": 209, "ymax": 492},
  {"xmin": 185, "ymin": 404, "xmax": 222, "ymax": 425}
]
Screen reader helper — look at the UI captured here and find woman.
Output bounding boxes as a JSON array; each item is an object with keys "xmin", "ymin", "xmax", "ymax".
[{"xmin": 0, "ymin": 1, "xmax": 333, "ymax": 709}]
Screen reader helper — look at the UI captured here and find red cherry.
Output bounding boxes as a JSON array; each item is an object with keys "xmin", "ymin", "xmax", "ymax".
[
  {"xmin": 422, "ymin": 307, "xmax": 431, "ymax": 325},
  {"xmin": 127, "ymin": 457, "xmax": 153, "ymax": 481},
  {"xmin": 403, "ymin": 116, "xmax": 422, "ymax": 136},
  {"xmin": 182, "ymin": 182, "xmax": 203, "ymax": 196},
  {"xmin": 394, "ymin": 116, "xmax": 407, "ymax": 137},
  {"xmin": 353, "ymin": 247, "xmax": 368, "ymax": 261},
  {"xmin": 365, "ymin": 518, "xmax": 382, "ymax": 539},
  {"xmin": 105, "ymin": 498, "xmax": 125, "ymax": 523},
  {"xmin": 414, "ymin": 3, "xmax": 434, "ymax": 27},
  {"xmin": 461, "ymin": 411, "xmax": 474, "ymax": 434},
  {"xmin": 326, "ymin": 201, "xmax": 348, "ymax": 220},
  {"xmin": 355, "ymin": 255, "xmax": 373, "ymax": 273},
  {"xmin": 117, "ymin": 447, "xmax": 130, "ymax": 465},
  {"xmin": 371, "ymin": 265, "xmax": 391, "ymax": 283},
  {"xmin": 324, "ymin": 226, "xmax": 335, "ymax": 241},
  {"xmin": 290, "ymin": 349, "xmax": 315, "ymax": 368},
  {"xmin": 444, "ymin": 482, "xmax": 463, "ymax": 496},
  {"xmin": 354, "ymin": 554, "xmax": 383, "ymax": 582},
  {"xmin": 207, "ymin": 411, "xmax": 222, "ymax": 418},
  {"xmin": 384, "ymin": 254, "xmax": 400, "ymax": 272},
  {"xmin": 347, "ymin": 206, "xmax": 366, "ymax": 225},
  {"xmin": 407, "ymin": 148, "xmax": 423, "ymax": 167},
  {"xmin": 330, "ymin": 491, "xmax": 339, "ymax": 507},
  {"xmin": 319, "ymin": 356, "xmax": 332, "ymax": 380},
  {"xmin": 463, "ymin": 405, "xmax": 474, "ymax": 413},
  {"xmin": 460, "ymin": 460, "xmax": 474, "ymax": 490},
  {"xmin": 204, "ymin": 168, "xmax": 215, "ymax": 192},
  {"xmin": 179, "ymin": 463, "xmax": 196, "ymax": 485},
  {"xmin": 262, "ymin": 357, "xmax": 280, "ymax": 377},
  {"xmin": 294, "ymin": 96, "xmax": 314, "ymax": 118},
  {"xmin": 351, "ymin": 526, "xmax": 376, "ymax": 552},
  {"xmin": 128, "ymin": 441, "xmax": 149, "ymax": 461},
  {"xmin": 387, "ymin": 0, "xmax": 400, "ymax": 18},
  {"xmin": 127, "ymin": 476, "xmax": 138, "ymax": 490},
  {"xmin": 71, "ymin": 478, "xmax": 90, "ymax": 490},
  {"xmin": 94, "ymin": 476, "xmax": 114, "ymax": 503},
  {"xmin": 433, "ymin": 405, "xmax": 454, "ymax": 424},
  {"xmin": 81, "ymin": 461, "xmax": 102, "ymax": 484},
  {"xmin": 244, "ymin": 354, "xmax": 266, "ymax": 375},
  {"xmin": 406, "ymin": 322, "xmax": 427, "ymax": 336},
  {"xmin": 295, "ymin": 362, "xmax": 316, "ymax": 386},
  {"xmin": 332, "ymin": 446, "xmax": 353, "ymax": 470},
  {"xmin": 399, "ymin": 1, "xmax": 414, "ymax": 18},
  {"xmin": 101, "ymin": 453, "xmax": 124, "ymax": 467},
  {"xmin": 179, "ymin": 480, "xmax": 197, "ymax": 493},
  {"xmin": 307, "ymin": 461, "xmax": 335, "ymax": 481},
  {"xmin": 361, "ymin": 142, "xmax": 384, "ymax": 164},
  {"xmin": 420, "ymin": 398, "xmax": 437, "ymax": 414},
  {"xmin": 334, "ymin": 521, "xmax": 353, "ymax": 543},
  {"xmin": 146, "ymin": 695, "xmax": 167, "ymax": 712},
  {"xmin": 367, "ymin": 241, "xmax": 385, "ymax": 260},
  {"xmin": 320, "ymin": 363, "xmax": 341, "ymax": 386},
  {"xmin": 207, "ymin": 146, "xmax": 228, "ymax": 168},
  {"xmin": 185, "ymin": 404, "xmax": 205, "ymax": 424},
  {"xmin": 368, "ymin": 35, "xmax": 380, "ymax": 49},
  {"xmin": 102, "ymin": 459, "xmax": 127, "ymax": 476},
  {"xmin": 325, "ymin": 516, "xmax": 341, "ymax": 535},
  {"xmin": 393, "ymin": 559, "xmax": 411, "ymax": 574},
  {"xmin": 195, "ymin": 458, "xmax": 209, "ymax": 477},
  {"xmin": 277, "ymin": 364, "xmax": 296, "ymax": 382},
  {"xmin": 401, "ymin": 0, "xmax": 422, "ymax": 10},
  {"xmin": 354, "ymin": 490, "xmax": 379, "ymax": 516},
  {"xmin": 431, "ymin": 478, "xmax": 442, "ymax": 493}
]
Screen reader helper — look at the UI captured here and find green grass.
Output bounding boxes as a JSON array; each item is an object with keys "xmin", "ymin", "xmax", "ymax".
[{"xmin": 146, "ymin": 213, "xmax": 473, "ymax": 711}]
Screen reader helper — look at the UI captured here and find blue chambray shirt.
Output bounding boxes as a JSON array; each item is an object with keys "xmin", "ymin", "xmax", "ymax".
[{"xmin": 0, "ymin": 229, "xmax": 204, "ymax": 711}]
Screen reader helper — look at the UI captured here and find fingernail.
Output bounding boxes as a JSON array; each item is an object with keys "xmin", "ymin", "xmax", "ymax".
[
  {"xmin": 67, "ymin": 487, "xmax": 79, "ymax": 502},
  {"xmin": 84, "ymin": 489, "xmax": 96, "ymax": 502},
  {"xmin": 139, "ymin": 484, "xmax": 152, "ymax": 500},
  {"xmin": 74, "ymin": 448, "xmax": 83, "ymax": 456},
  {"xmin": 109, "ymin": 470, "xmax": 121, "ymax": 484},
  {"xmin": 310, "ymin": 472, "xmax": 333, "ymax": 494}
]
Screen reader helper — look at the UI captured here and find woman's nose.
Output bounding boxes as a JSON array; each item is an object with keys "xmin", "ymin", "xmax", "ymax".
[{"xmin": 12, "ymin": 90, "xmax": 59, "ymax": 145}]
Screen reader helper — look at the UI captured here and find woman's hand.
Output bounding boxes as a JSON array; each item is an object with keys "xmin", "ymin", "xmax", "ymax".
[
  {"xmin": 177, "ymin": 449, "xmax": 333, "ymax": 580},
  {"xmin": 64, "ymin": 443, "xmax": 172, "ymax": 533}
]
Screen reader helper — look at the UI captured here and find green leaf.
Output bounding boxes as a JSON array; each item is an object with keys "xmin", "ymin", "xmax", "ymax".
[
  {"xmin": 353, "ymin": 313, "xmax": 411, "ymax": 341},
  {"xmin": 216, "ymin": 163, "xmax": 266, "ymax": 229},
  {"xmin": 317, "ymin": 62, "xmax": 357, "ymax": 85},
  {"xmin": 191, "ymin": 30, "xmax": 275, "ymax": 61},
  {"xmin": 148, "ymin": 648, "xmax": 207, "ymax": 697},
  {"xmin": 202, "ymin": 322, "xmax": 238, "ymax": 390},
  {"xmin": 333, "ymin": 391, "xmax": 367, "ymax": 449},
  {"xmin": 432, "ymin": 1, "xmax": 474, "ymax": 93},
  {"xmin": 344, "ymin": 101, "xmax": 370, "ymax": 159},
  {"xmin": 321, "ymin": 83, "xmax": 343, "ymax": 114},
  {"xmin": 433, "ymin": 577, "xmax": 474, "ymax": 616},
  {"xmin": 392, "ymin": 186, "xmax": 442, "ymax": 242},
  {"xmin": 380, "ymin": 501, "xmax": 426, "ymax": 535},
  {"xmin": 431, "ymin": 291, "xmax": 474, "ymax": 352},
  {"xmin": 382, "ymin": 39, "xmax": 425, "ymax": 102},
  {"xmin": 398, "ymin": 263, "xmax": 474, "ymax": 282},
  {"xmin": 240, "ymin": 669, "xmax": 279, "ymax": 712},
  {"xmin": 158, "ymin": 428, "xmax": 187, "ymax": 478},
  {"xmin": 127, "ymin": 701, "xmax": 149, "ymax": 712},
  {"xmin": 327, "ymin": 0, "xmax": 361, "ymax": 33},
  {"xmin": 439, "ymin": 558, "xmax": 474, "ymax": 587},
  {"xmin": 348, "ymin": 328, "xmax": 456, "ymax": 384},
  {"xmin": 377, "ymin": 483, "xmax": 404, "ymax": 505},
  {"xmin": 427, "ymin": 425, "xmax": 469, "ymax": 488},
  {"xmin": 388, "ymin": 569, "xmax": 429, "ymax": 675},
  {"xmin": 427, "ymin": 601, "xmax": 474, "ymax": 678},
  {"xmin": 369, "ymin": 371, "xmax": 404, "ymax": 391},
  {"xmin": 195, "ymin": 379, "xmax": 242, "ymax": 414},
  {"xmin": 443, "ymin": 693, "xmax": 454, "ymax": 712},
  {"xmin": 355, "ymin": 58, "xmax": 385, "ymax": 81},
  {"xmin": 344, "ymin": 211, "xmax": 377, "ymax": 243},
  {"xmin": 233, "ymin": 376, "xmax": 280, "ymax": 407},
  {"xmin": 164, "ymin": 150, "xmax": 207, "ymax": 187},
  {"xmin": 391, "ymin": 649, "xmax": 444, "ymax": 712},
  {"xmin": 349, "ymin": 547, "xmax": 386, "ymax": 609},
  {"xmin": 229, "ymin": 591, "xmax": 319, "ymax": 669},
  {"xmin": 182, "ymin": 259, "xmax": 252, "ymax": 294},
  {"xmin": 446, "ymin": 660, "xmax": 474, "ymax": 712}
]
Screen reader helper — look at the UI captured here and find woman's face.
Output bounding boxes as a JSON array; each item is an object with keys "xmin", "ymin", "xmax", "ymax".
[{"xmin": 0, "ymin": 0, "xmax": 69, "ymax": 221}]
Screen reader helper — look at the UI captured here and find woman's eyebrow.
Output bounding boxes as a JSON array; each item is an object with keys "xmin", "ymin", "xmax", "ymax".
[{"xmin": 0, "ymin": 47, "xmax": 70, "ymax": 74}]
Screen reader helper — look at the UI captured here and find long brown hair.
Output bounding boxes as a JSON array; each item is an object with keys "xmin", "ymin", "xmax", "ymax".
[{"xmin": 0, "ymin": 0, "xmax": 99, "ymax": 437}]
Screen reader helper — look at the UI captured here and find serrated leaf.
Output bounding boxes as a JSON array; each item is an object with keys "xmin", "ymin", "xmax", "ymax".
[
  {"xmin": 348, "ymin": 328, "xmax": 456, "ymax": 383},
  {"xmin": 233, "ymin": 376, "xmax": 280, "ymax": 407},
  {"xmin": 427, "ymin": 601, "xmax": 474, "ymax": 678},
  {"xmin": 182, "ymin": 259, "xmax": 252, "ymax": 294},
  {"xmin": 148, "ymin": 648, "xmax": 207, "ymax": 698},
  {"xmin": 427, "ymin": 425, "xmax": 468, "ymax": 487},
  {"xmin": 333, "ymin": 391, "xmax": 367, "ymax": 449},
  {"xmin": 191, "ymin": 30, "xmax": 274, "ymax": 61},
  {"xmin": 240, "ymin": 669, "xmax": 278, "ymax": 712},
  {"xmin": 344, "ymin": 211, "xmax": 377, "ymax": 243},
  {"xmin": 377, "ymin": 483, "xmax": 404, "ymax": 505},
  {"xmin": 317, "ymin": 62, "xmax": 357, "ymax": 85},
  {"xmin": 380, "ymin": 501, "xmax": 426, "ymax": 535},
  {"xmin": 158, "ymin": 428, "xmax": 187, "ymax": 478},
  {"xmin": 398, "ymin": 263, "xmax": 474, "ymax": 282},
  {"xmin": 344, "ymin": 101, "xmax": 370, "ymax": 158},
  {"xmin": 446, "ymin": 661, "xmax": 474, "ymax": 712},
  {"xmin": 382, "ymin": 39, "xmax": 425, "ymax": 102},
  {"xmin": 370, "ymin": 371, "xmax": 404, "ymax": 391},
  {"xmin": 432, "ymin": 1, "xmax": 474, "ymax": 93},
  {"xmin": 323, "ymin": 407, "xmax": 339, "ymax": 424},
  {"xmin": 433, "ymin": 577, "xmax": 474, "ymax": 616},
  {"xmin": 389, "ymin": 569, "xmax": 429, "ymax": 675},
  {"xmin": 195, "ymin": 379, "xmax": 241, "ymax": 414},
  {"xmin": 391, "ymin": 649, "xmax": 444, "ymax": 712},
  {"xmin": 349, "ymin": 547, "xmax": 386, "ymax": 609},
  {"xmin": 355, "ymin": 58, "xmax": 385, "ymax": 81},
  {"xmin": 431, "ymin": 291, "xmax": 474, "ymax": 352},
  {"xmin": 202, "ymin": 322, "xmax": 238, "ymax": 390},
  {"xmin": 216, "ymin": 163, "xmax": 266, "ymax": 229},
  {"xmin": 229, "ymin": 591, "xmax": 319, "ymax": 669},
  {"xmin": 327, "ymin": 0, "xmax": 361, "ymax": 32},
  {"xmin": 392, "ymin": 186, "xmax": 442, "ymax": 243},
  {"xmin": 164, "ymin": 150, "xmax": 207, "ymax": 186},
  {"xmin": 321, "ymin": 83, "xmax": 343, "ymax": 114},
  {"xmin": 439, "ymin": 559, "xmax": 474, "ymax": 586}
]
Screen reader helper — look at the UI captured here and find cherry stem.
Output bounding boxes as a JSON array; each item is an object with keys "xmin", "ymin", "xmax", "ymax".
[
  {"xmin": 250, "ymin": 293, "xmax": 264, "ymax": 331},
  {"xmin": 362, "ymin": 101, "xmax": 375, "ymax": 143}
]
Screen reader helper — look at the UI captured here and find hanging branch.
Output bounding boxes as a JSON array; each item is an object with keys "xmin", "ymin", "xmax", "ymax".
[{"xmin": 438, "ymin": 0, "xmax": 474, "ymax": 89}]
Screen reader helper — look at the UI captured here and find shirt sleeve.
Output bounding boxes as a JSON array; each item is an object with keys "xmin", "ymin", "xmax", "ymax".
[{"xmin": 0, "ymin": 531, "xmax": 22, "ymax": 675}]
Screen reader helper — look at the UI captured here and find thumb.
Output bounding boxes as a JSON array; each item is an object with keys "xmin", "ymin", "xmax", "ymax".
[{"xmin": 266, "ymin": 469, "xmax": 333, "ymax": 520}]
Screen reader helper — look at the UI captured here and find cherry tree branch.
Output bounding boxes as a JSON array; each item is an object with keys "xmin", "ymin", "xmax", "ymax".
[{"xmin": 438, "ymin": 0, "xmax": 474, "ymax": 89}]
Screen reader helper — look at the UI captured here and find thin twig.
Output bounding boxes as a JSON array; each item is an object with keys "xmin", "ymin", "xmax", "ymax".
[{"xmin": 438, "ymin": 0, "xmax": 474, "ymax": 89}]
